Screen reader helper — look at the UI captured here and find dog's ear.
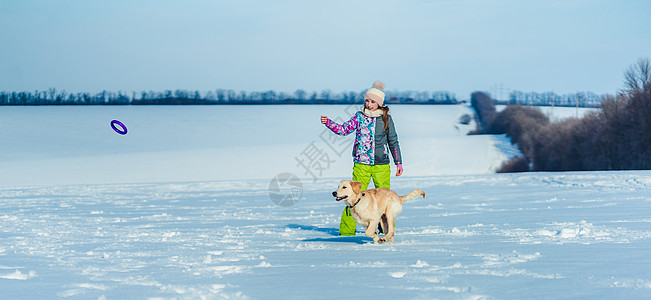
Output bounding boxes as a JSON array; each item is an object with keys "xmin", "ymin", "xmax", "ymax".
[{"xmin": 351, "ymin": 181, "xmax": 362, "ymax": 196}]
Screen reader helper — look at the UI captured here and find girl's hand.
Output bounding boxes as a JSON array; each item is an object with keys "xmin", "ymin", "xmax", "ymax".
[
  {"xmin": 320, "ymin": 116, "xmax": 328, "ymax": 124},
  {"xmin": 396, "ymin": 163, "xmax": 403, "ymax": 176}
]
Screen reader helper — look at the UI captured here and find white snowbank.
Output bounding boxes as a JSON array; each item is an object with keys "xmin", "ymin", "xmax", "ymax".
[
  {"xmin": 0, "ymin": 104, "xmax": 519, "ymax": 187},
  {"xmin": 1, "ymin": 105, "xmax": 650, "ymax": 299}
]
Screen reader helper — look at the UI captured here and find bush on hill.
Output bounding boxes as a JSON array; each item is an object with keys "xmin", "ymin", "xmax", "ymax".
[
  {"xmin": 471, "ymin": 58, "xmax": 651, "ymax": 172},
  {"xmin": 469, "ymin": 92, "xmax": 497, "ymax": 133},
  {"xmin": 496, "ymin": 156, "xmax": 530, "ymax": 173}
]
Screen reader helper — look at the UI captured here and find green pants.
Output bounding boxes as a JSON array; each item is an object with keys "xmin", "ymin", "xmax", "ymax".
[{"xmin": 339, "ymin": 163, "xmax": 391, "ymax": 236}]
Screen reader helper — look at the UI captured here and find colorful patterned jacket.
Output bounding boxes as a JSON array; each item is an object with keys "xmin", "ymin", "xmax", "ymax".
[{"xmin": 325, "ymin": 109, "xmax": 402, "ymax": 166}]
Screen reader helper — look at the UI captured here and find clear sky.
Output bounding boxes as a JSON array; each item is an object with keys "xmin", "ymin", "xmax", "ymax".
[{"xmin": 1, "ymin": 0, "xmax": 650, "ymax": 100}]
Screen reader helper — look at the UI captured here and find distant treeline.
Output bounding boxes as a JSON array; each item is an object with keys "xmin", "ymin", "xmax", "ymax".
[
  {"xmin": 500, "ymin": 91, "xmax": 603, "ymax": 108},
  {"xmin": 0, "ymin": 88, "xmax": 458, "ymax": 105},
  {"xmin": 470, "ymin": 58, "xmax": 651, "ymax": 172}
]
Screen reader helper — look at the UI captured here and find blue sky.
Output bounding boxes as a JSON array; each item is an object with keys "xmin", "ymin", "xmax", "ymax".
[{"xmin": 1, "ymin": 0, "xmax": 650, "ymax": 99}]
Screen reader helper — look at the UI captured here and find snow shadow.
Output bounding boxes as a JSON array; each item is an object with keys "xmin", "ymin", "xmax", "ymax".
[
  {"xmin": 285, "ymin": 224, "xmax": 339, "ymax": 236},
  {"xmin": 286, "ymin": 224, "xmax": 374, "ymax": 244},
  {"xmin": 301, "ymin": 236, "xmax": 372, "ymax": 245},
  {"xmin": 491, "ymin": 134, "xmax": 521, "ymax": 158}
]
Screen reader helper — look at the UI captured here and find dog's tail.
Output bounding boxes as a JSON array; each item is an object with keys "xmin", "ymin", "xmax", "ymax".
[{"xmin": 400, "ymin": 189, "xmax": 425, "ymax": 203}]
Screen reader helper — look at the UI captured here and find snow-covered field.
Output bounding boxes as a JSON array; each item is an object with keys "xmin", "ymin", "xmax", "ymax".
[
  {"xmin": 1, "ymin": 105, "xmax": 650, "ymax": 299},
  {"xmin": 496, "ymin": 105, "xmax": 597, "ymax": 122},
  {"xmin": 0, "ymin": 104, "xmax": 516, "ymax": 187}
]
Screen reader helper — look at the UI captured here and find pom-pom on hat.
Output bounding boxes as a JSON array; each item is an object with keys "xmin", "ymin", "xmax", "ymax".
[{"xmin": 365, "ymin": 81, "xmax": 386, "ymax": 107}]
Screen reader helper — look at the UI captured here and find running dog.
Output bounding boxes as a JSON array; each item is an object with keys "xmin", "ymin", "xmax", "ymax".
[{"xmin": 332, "ymin": 180, "xmax": 425, "ymax": 243}]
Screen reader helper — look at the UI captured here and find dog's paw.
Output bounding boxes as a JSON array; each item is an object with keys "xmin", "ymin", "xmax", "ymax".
[{"xmin": 377, "ymin": 237, "xmax": 394, "ymax": 244}]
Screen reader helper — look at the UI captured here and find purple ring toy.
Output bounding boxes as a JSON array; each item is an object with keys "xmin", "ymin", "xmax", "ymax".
[{"xmin": 110, "ymin": 120, "xmax": 128, "ymax": 135}]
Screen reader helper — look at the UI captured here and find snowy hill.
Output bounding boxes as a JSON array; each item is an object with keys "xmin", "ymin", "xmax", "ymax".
[
  {"xmin": 0, "ymin": 104, "xmax": 518, "ymax": 187},
  {"xmin": 496, "ymin": 104, "xmax": 597, "ymax": 122},
  {"xmin": 1, "ymin": 105, "xmax": 650, "ymax": 299}
]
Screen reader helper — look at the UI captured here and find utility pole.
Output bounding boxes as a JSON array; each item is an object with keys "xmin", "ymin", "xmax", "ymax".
[
  {"xmin": 490, "ymin": 83, "xmax": 505, "ymax": 102},
  {"xmin": 576, "ymin": 93, "xmax": 579, "ymax": 118},
  {"xmin": 551, "ymin": 92, "xmax": 555, "ymax": 122}
]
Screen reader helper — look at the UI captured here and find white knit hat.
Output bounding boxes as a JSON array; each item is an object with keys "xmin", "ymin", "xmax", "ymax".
[{"xmin": 364, "ymin": 81, "xmax": 386, "ymax": 106}]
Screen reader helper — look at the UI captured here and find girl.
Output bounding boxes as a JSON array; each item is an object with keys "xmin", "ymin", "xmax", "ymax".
[{"xmin": 320, "ymin": 81, "xmax": 403, "ymax": 236}]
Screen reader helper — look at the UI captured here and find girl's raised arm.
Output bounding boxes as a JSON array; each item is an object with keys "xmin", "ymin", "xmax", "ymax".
[{"xmin": 322, "ymin": 113, "xmax": 359, "ymax": 136}]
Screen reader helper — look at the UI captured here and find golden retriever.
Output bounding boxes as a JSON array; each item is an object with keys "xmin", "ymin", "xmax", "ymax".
[{"xmin": 332, "ymin": 180, "xmax": 425, "ymax": 243}]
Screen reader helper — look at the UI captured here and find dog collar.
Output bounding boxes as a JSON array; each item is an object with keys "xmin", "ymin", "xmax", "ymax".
[{"xmin": 348, "ymin": 197, "xmax": 361, "ymax": 209}]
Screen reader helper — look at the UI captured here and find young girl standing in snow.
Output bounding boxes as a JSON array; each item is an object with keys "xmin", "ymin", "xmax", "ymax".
[{"xmin": 320, "ymin": 81, "xmax": 403, "ymax": 236}]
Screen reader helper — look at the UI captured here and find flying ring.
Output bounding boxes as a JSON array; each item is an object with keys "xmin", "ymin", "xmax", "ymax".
[{"xmin": 110, "ymin": 120, "xmax": 128, "ymax": 135}]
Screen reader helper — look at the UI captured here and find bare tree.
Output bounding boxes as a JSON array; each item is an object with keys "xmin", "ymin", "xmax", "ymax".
[
  {"xmin": 624, "ymin": 57, "xmax": 650, "ymax": 95},
  {"xmin": 294, "ymin": 89, "xmax": 306, "ymax": 101},
  {"xmin": 320, "ymin": 89, "xmax": 331, "ymax": 101},
  {"xmin": 48, "ymin": 88, "xmax": 56, "ymax": 102}
]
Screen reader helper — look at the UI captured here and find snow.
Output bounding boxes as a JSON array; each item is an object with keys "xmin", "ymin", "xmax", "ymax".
[
  {"xmin": 496, "ymin": 104, "xmax": 597, "ymax": 122},
  {"xmin": 1, "ymin": 104, "xmax": 650, "ymax": 299},
  {"xmin": 0, "ymin": 104, "xmax": 516, "ymax": 187}
]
